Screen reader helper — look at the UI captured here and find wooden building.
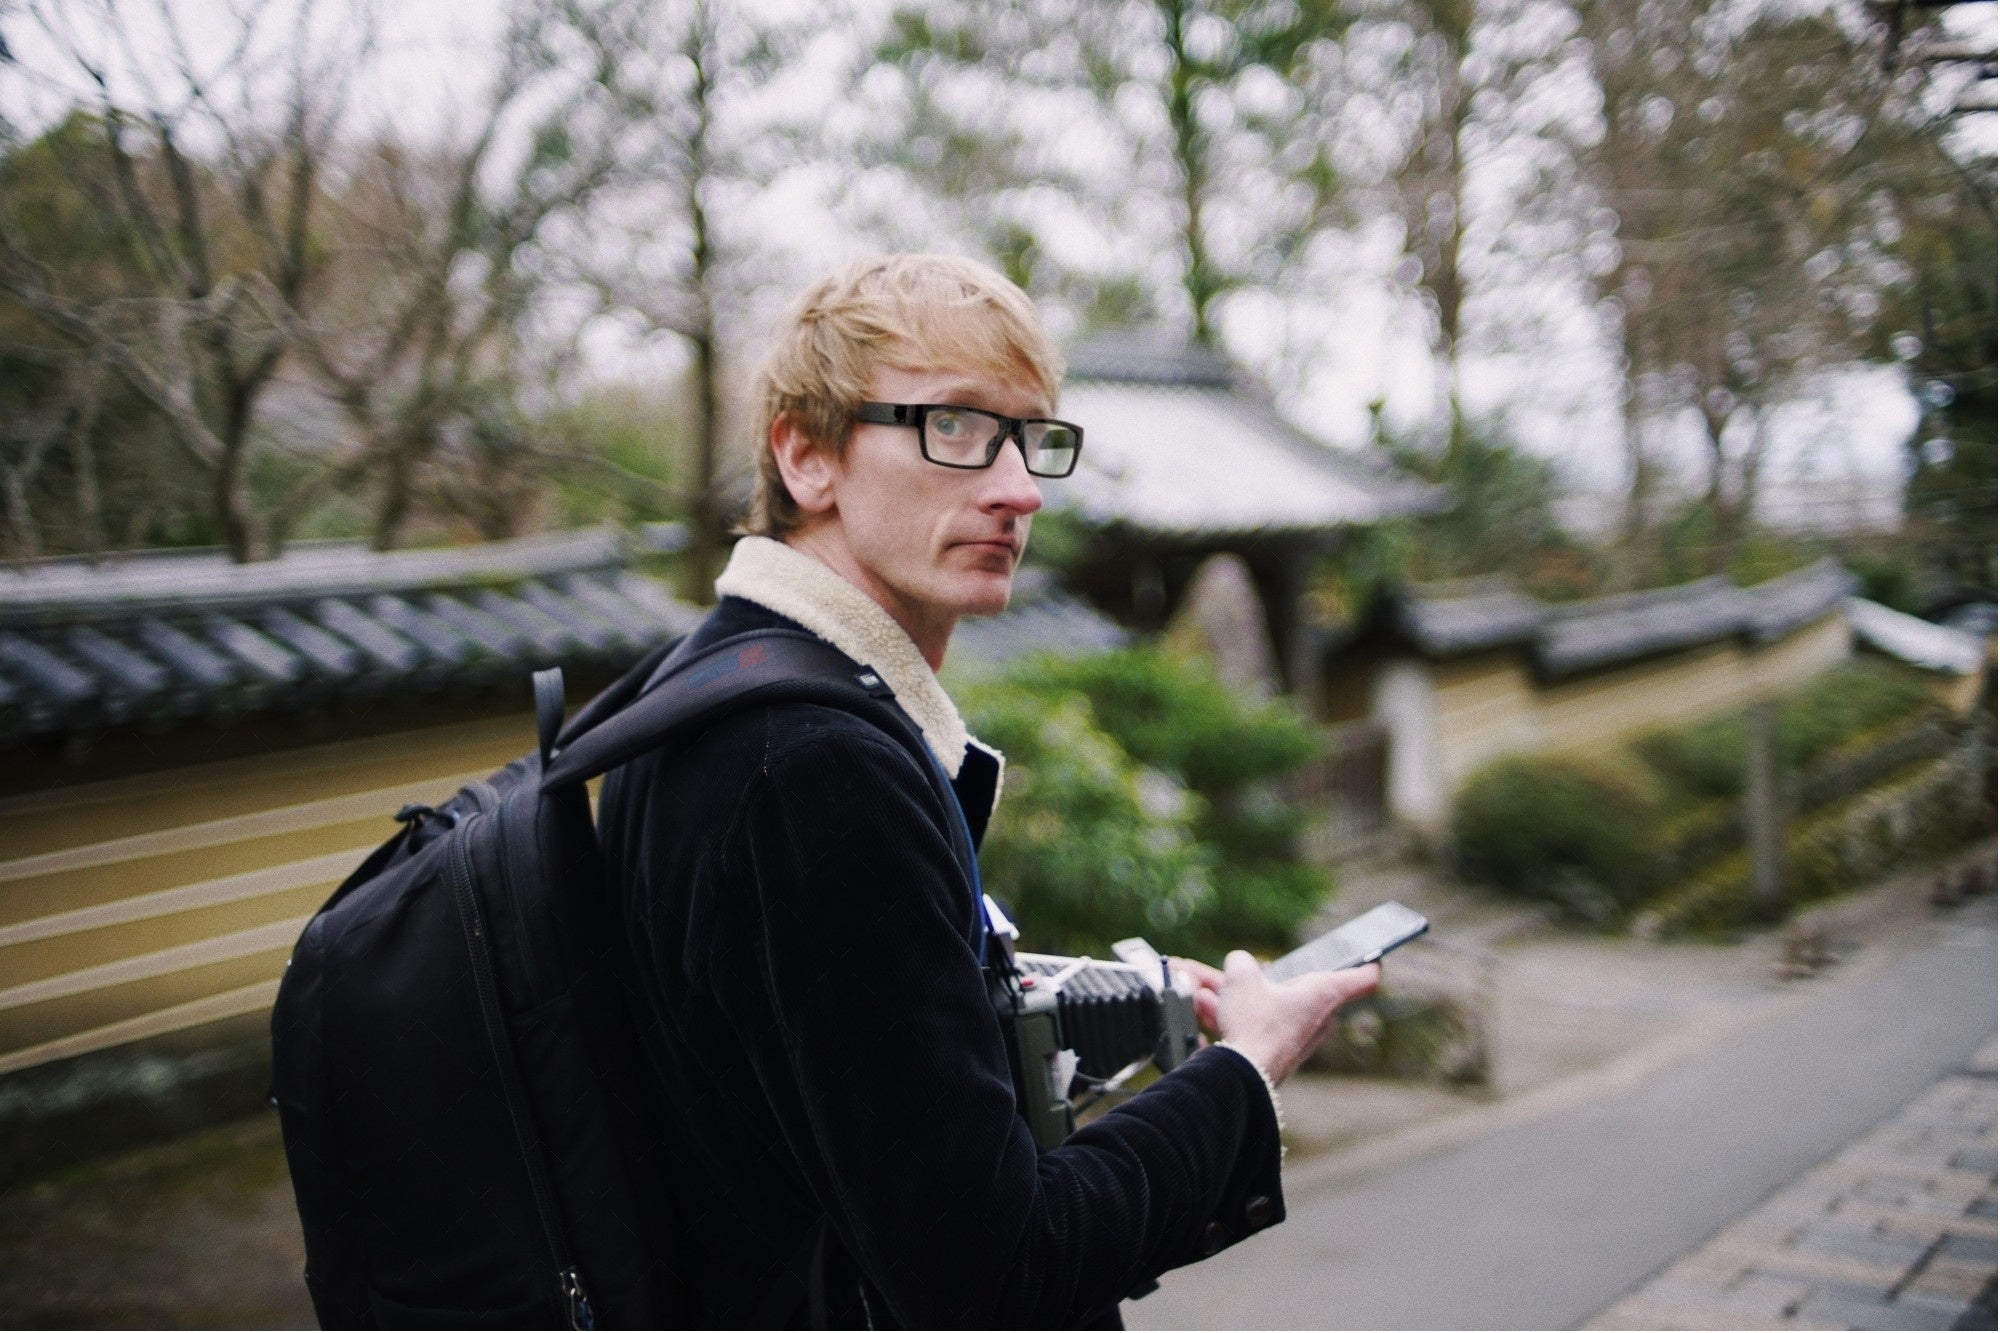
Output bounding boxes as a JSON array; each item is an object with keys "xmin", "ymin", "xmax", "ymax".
[{"xmin": 1050, "ymin": 334, "xmax": 1440, "ymax": 697}]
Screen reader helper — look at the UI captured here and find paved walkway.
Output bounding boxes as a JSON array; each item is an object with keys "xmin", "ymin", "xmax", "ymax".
[
  {"xmin": 1588, "ymin": 1040, "xmax": 1998, "ymax": 1331},
  {"xmin": 1129, "ymin": 905, "xmax": 1995, "ymax": 1330}
]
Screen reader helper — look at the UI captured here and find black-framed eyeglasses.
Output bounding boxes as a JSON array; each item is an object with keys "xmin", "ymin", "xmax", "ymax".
[{"xmin": 854, "ymin": 402, "xmax": 1084, "ymax": 478}]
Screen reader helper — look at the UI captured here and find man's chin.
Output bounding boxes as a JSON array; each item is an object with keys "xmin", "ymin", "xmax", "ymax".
[{"xmin": 950, "ymin": 571, "xmax": 1015, "ymax": 618}]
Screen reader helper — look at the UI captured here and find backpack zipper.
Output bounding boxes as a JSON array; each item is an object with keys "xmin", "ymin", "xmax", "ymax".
[{"xmin": 447, "ymin": 816, "xmax": 595, "ymax": 1329}]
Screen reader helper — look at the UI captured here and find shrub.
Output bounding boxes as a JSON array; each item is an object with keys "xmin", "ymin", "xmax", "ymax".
[
  {"xmin": 1776, "ymin": 661, "xmax": 1932, "ymax": 769},
  {"xmin": 1450, "ymin": 753, "xmax": 1664, "ymax": 923},
  {"xmin": 1631, "ymin": 662, "xmax": 1934, "ymax": 804},
  {"xmin": 962, "ymin": 647, "xmax": 1329, "ymax": 960},
  {"xmin": 960, "ymin": 684, "xmax": 1214, "ymax": 958},
  {"xmin": 1637, "ymin": 727, "xmax": 1993, "ymax": 937},
  {"xmin": 1306, "ymin": 988, "xmax": 1488, "ymax": 1085}
]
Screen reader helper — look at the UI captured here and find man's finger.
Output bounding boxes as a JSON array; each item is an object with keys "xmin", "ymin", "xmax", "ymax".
[
  {"xmin": 1192, "ymin": 986, "xmax": 1220, "ymax": 1035},
  {"xmin": 1323, "ymin": 962, "xmax": 1381, "ymax": 1007},
  {"xmin": 1223, "ymin": 949, "xmax": 1263, "ymax": 985},
  {"xmin": 1169, "ymin": 957, "xmax": 1226, "ymax": 991}
]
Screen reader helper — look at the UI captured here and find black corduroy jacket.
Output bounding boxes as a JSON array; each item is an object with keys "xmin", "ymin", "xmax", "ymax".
[{"xmin": 597, "ymin": 596, "xmax": 1286, "ymax": 1329}]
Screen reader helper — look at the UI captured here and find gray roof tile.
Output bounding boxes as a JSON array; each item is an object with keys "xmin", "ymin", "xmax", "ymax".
[
  {"xmin": 1384, "ymin": 557, "xmax": 1860, "ymax": 679},
  {"xmin": 261, "ymin": 606, "xmax": 362, "ymax": 678},
  {"xmin": 367, "ymin": 595, "xmax": 483, "ymax": 672},
  {"xmin": 65, "ymin": 626, "xmax": 171, "ymax": 704},
  {"xmin": 476, "ymin": 588, "xmax": 583, "ymax": 659},
  {"xmin": 0, "ymin": 528, "xmax": 705, "ymax": 745},
  {"xmin": 519, "ymin": 582, "xmax": 628, "ymax": 657},
  {"xmin": 204, "ymin": 614, "xmax": 305, "ymax": 687},
  {"xmin": 424, "ymin": 593, "xmax": 530, "ymax": 659},
  {"xmin": 134, "ymin": 617, "xmax": 237, "ymax": 693},
  {"xmin": 314, "ymin": 598, "xmax": 423, "ymax": 678},
  {"xmin": 949, "ymin": 592, "xmax": 1130, "ymax": 674},
  {"xmin": 0, "ymin": 632, "xmax": 98, "ymax": 724}
]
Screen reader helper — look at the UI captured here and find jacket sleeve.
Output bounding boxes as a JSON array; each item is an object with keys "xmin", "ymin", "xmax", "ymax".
[{"xmin": 712, "ymin": 718, "xmax": 1285, "ymax": 1328}]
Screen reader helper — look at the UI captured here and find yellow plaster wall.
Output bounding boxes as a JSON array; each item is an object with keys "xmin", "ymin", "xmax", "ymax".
[
  {"xmin": 0, "ymin": 715, "xmax": 535, "ymax": 1075},
  {"xmin": 1410, "ymin": 613, "xmax": 1854, "ymax": 829}
]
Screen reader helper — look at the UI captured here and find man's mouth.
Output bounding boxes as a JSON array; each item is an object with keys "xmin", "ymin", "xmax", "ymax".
[{"xmin": 958, "ymin": 537, "xmax": 1019, "ymax": 558}]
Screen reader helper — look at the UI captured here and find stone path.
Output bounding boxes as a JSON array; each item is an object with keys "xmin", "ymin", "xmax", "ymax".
[{"xmin": 1587, "ymin": 1040, "xmax": 1998, "ymax": 1331}]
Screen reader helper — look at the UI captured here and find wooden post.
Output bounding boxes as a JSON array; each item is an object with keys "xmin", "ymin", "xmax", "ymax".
[{"xmin": 1745, "ymin": 699, "xmax": 1785, "ymax": 916}]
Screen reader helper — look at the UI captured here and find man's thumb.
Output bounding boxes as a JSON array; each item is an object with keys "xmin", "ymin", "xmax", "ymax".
[{"xmin": 1327, "ymin": 961, "xmax": 1382, "ymax": 1006}]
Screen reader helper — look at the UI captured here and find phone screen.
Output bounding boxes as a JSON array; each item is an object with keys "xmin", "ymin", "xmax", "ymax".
[{"xmin": 1267, "ymin": 901, "xmax": 1429, "ymax": 981}]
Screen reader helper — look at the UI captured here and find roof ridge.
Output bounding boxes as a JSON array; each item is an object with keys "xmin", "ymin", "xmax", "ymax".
[{"xmin": 0, "ymin": 527, "xmax": 631, "ymax": 622}]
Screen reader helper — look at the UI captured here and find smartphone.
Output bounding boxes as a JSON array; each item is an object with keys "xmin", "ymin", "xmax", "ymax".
[{"xmin": 1264, "ymin": 901, "xmax": 1429, "ymax": 983}]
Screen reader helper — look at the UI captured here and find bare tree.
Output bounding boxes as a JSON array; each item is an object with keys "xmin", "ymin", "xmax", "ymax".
[
  {"xmin": 1332, "ymin": 0, "xmax": 1560, "ymax": 456},
  {"xmin": 864, "ymin": 0, "xmax": 1349, "ymax": 345},
  {"xmin": 1568, "ymin": 0, "xmax": 1936, "ymax": 576},
  {"xmin": 283, "ymin": 0, "xmax": 661, "ymax": 551},
  {"xmin": 0, "ymin": 0, "xmax": 367, "ymax": 560},
  {"xmin": 577, "ymin": 0, "xmax": 819, "ymax": 601}
]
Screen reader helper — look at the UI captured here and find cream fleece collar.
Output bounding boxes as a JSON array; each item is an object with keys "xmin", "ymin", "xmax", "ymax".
[{"xmin": 713, "ymin": 536, "xmax": 995, "ymax": 780}]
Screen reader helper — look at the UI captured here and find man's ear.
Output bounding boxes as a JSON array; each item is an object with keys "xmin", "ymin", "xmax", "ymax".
[{"xmin": 769, "ymin": 411, "xmax": 840, "ymax": 518}]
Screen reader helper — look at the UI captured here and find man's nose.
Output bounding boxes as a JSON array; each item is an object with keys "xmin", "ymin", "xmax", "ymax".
[{"xmin": 982, "ymin": 436, "xmax": 1044, "ymax": 516}]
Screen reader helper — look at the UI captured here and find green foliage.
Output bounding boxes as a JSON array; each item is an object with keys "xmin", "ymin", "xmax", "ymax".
[
  {"xmin": 961, "ymin": 647, "xmax": 1329, "ymax": 960},
  {"xmin": 1384, "ymin": 431, "xmax": 1569, "ymax": 580},
  {"xmin": 1844, "ymin": 549, "xmax": 1925, "ymax": 616},
  {"xmin": 1631, "ymin": 718, "xmax": 1747, "ymax": 803},
  {"xmin": 1639, "ymin": 725, "xmax": 1993, "ymax": 938},
  {"xmin": 1875, "ymin": 139, "xmax": 1995, "ymax": 602},
  {"xmin": 1459, "ymin": 660, "xmax": 1960, "ymax": 928},
  {"xmin": 1307, "ymin": 989, "xmax": 1488, "ymax": 1085},
  {"xmin": 959, "ymin": 683, "xmax": 1216, "ymax": 958},
  {"xmin": 1775, "ymin": 661, "xmax": 1932, "ymax": 771},
  {"xmin": 1332, "ymin": 426, "xmax": 1590, "ymax": 615},
  {"xmin": 1650, "ymin": 504, "xmax": 1828, "ymax": 594},
  {"xmin": 1451, "ymin": 753, "xmax": 1664, "ymax": 924},
  {"xmin": 1632, "ymin": 661, "xmax": 1934, "ymax": 803},
  {"xmin": 1031, "ymin": 649, "xmax": 1319, "ymax": 794}
]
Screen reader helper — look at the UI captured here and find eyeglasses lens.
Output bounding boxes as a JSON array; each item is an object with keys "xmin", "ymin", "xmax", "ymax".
[
  {"xmin": 922, "ymin": 408, "xmax": 1000, "ymax": 466},
  {"xmin": 1022, "ymin": 422, "xmax": 1079, "ymax": 477}
]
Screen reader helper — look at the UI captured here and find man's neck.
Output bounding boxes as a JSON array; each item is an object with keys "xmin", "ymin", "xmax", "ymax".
[{"xmin": 782, "ymin": 528, "xmax": 955, "ymax": 671}]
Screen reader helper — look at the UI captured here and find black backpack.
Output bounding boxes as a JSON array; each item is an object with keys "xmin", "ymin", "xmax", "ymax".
[{"xmin": 269, "ymin": 627, "xmax": 916, "ymax": 1329}]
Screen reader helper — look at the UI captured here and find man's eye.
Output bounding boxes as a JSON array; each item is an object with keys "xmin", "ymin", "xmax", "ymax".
[{"xmin": 931, "ymin": 412, "xmax": 965, "ymax": 436}]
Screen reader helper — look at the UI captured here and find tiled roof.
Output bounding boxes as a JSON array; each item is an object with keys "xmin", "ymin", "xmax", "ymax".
[
  {"xmin": 0, "ymin": 528, "xmax": 701, "ymax": 743},
  {"xmin": 1066, "ymin": 332, "xmax": 1235, "ymax": 388},
  {"xmin": 1055, "ymin": 335, "xmax": 1442, "ymax": 538},
  {"xmin": 949, "ymin": 570, "xmax": 1130, "ymax": 675},
  {"xmin": 1383, "ymin": 557, "xmax": 1857, "ymax": 679},
  {"xmin": 0, "ymin": 527, "xmax": 1137, "ymax": 744},
  {"xmin": 1391, "ymin": 577, "xmax": 1545, "ymax": 655}
]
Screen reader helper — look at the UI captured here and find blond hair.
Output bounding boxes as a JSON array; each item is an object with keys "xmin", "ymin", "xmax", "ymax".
[{"xmin": 743, "ymin": 254, "xmax": 1064, "ymax": 538}]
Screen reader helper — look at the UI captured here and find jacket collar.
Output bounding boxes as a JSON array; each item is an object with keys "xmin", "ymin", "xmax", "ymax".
[{"xmin": 712, "ymin": 536, "xmax": 1002, "ymax": 785}]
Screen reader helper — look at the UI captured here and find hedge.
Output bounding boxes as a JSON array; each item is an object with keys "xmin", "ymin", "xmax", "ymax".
[
  {"xmin": 1451, "ymin": 659, "xmax": 1973, "ymax": 928},
  {"xmin": 1631, "ymin": 661, "xmax": 1934, "ymax": 804},
  {"xmin": 1450, "ymin": 752, "xmax": 1662, "ymax": 924},
  {"xmin": 1633, "ymin": 725, "xmax": 1994, "ymax": 938}
]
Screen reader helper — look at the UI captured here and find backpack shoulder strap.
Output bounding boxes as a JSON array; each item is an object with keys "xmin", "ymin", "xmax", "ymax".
[
  {"xmin": 539, "ymin": 628, "xmax": 892, "ymax": 790},
  {"xmin": 541, "ymin": 625, "xmax": 988, "ymax": 957}
]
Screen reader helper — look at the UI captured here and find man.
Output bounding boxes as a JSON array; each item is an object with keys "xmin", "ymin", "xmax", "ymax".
[{"xmin": 597, "ymin": 254, "xmax": 1377, "ymax": 1328}]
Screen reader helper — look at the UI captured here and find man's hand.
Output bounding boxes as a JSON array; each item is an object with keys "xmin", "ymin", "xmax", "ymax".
[{"xmin": 1172, "ymin": 952, "xmax": 1380, "ymax": 1086}]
